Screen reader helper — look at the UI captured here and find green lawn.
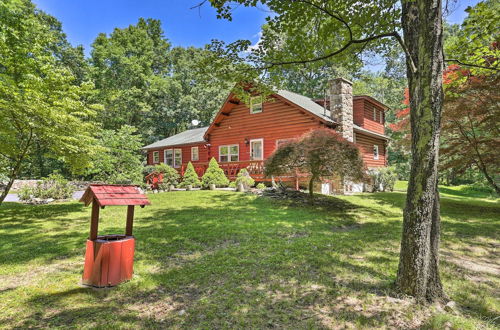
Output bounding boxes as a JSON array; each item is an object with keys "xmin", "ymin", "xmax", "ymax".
[{"xmin": 0, "ymin": 187, "xmax": 498, "ymax": 329}]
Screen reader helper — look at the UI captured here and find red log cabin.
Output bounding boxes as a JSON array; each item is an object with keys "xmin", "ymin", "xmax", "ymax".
[{"xmin": 143, "ymin": 78, "xmax": 389, "ymax": 193}]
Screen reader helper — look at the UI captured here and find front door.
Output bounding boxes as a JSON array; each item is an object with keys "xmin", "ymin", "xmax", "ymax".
[{"xmin": 250, "ymin": 139, "xmax": 263, "ymax": 160}]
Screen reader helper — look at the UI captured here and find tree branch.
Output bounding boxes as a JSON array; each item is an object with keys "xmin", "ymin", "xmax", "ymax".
[{"xmin": 445, "ymin": 59, "xmax": 499, "ymax": 71}]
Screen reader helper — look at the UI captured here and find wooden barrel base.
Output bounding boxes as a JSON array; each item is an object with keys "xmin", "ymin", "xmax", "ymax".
[{"xmin": 82, "ymin": 235, "xmax": 135, "ymax": 287}]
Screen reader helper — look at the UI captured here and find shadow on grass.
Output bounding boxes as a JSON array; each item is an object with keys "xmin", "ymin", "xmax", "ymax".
[
  {"xmin": 3, "ymin": 191, "xmax": 498, "ymax": 328},
  {"xmin": 8, "ymin": 193, "xmax": 408, "ymax": 328},
  {"xmin": 0, "ymin": 202, "xmax": 88, "ymax": 267}
]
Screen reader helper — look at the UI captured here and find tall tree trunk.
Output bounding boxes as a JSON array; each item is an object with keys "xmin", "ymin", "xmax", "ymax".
[{"xmin": 397, "ymin": 0, "xmax": 446, "ymax": 302}]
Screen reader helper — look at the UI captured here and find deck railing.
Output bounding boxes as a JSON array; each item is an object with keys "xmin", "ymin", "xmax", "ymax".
[{"xmin": 179, "ymin": 160, "xmax": 266, "ymax": 179}]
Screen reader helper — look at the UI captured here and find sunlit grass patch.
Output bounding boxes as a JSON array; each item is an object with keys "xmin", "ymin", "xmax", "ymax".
[{"xmin": 0, "ymin": 189, "xmax": 498, "ymax": 328}]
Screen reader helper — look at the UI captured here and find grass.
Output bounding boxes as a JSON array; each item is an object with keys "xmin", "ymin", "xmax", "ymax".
[{"xmin": 0, "ymin": 185, "xmax": 498, "ymax": 328}]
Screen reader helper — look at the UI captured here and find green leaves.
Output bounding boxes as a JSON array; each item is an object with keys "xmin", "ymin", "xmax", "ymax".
[
  {"xmin": 0, "ymin": 0, "xmax": 97, "ymax": 177},
  {"xmin": 201, "ymin": 158, "xmax": 229, "ymax": 187},
  {"xmin": 205, "ymin": 0, "xmax": 401, "ymax": 92},
  {"xmin": 444, "ymin": 0, "xmax": 499, "ymax": 73},
  {"xmin": 86, "ymin": 125, "xmax": 143, "ymax": 184}
]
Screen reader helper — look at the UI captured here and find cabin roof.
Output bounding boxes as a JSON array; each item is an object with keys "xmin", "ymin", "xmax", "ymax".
[
  {"xmin": 354, "ymin": 124, "xmax": 390, "ymax": 140},
  {"xmin": 141, "ymin": 89, "xmax": 390, "ymax": 150},
  {"xmin": 276, "ymin": 90, "xmax": 334, "ymax": 123},
  {"xmin": 80, "ymin": 184, "xmax": 151, "ymax": 207},
  {"xmin": 142, "ymin": 126, "xmax": 208, "ymax": 150}
]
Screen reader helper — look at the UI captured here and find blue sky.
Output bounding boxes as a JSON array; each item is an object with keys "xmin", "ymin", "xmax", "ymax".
[{"xmin": 34, "ymin": 0, "xmax": 480, "ymax": 56}]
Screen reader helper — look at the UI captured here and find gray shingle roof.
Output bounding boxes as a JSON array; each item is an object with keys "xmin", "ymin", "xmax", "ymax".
[
  {"xmin": 277, "ymin": 90, "xmax": 333, "ymax": 123},
  {"xmin": 353, "ymin": 124, "xmax": 390, "ymax": 140},
  {"xmin": 143, "ymin": 90, "xmax": 389, "ymax": 150},
  {"xmin": 142, "ymin": 126, "xmax": 208, "ymax": 150}
]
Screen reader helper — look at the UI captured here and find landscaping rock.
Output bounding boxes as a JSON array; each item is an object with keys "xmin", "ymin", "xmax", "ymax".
[{"xmin": 444, "ymin": 301, "xmax": 457, "ymax": 314}]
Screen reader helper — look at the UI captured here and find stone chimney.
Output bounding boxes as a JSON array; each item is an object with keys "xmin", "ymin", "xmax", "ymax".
[{"xmin": 329, "ymin": 78, "xmax": 353, "ymax": 142}]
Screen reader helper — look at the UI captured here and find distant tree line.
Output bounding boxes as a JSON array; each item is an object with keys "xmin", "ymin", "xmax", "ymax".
[
  {"xmin": 1, "ymin": 0, "xmax": 497, "ymax": 204},
  {"xmin": 0, "ymin": 0, "xmax": 232, "ymax": 201}
]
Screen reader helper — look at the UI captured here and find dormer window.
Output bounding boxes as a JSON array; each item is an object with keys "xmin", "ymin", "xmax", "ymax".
[
  {"xmin": 373, "ymin": 107, "xmax": 377, "ymax": 121},
  {"xmin": 250, "ymin": 96, "xmax": 263, "ymax": 114},
  {"xmin": 380, "ymin": 111, "xmax": 383, "ymax": 124}
]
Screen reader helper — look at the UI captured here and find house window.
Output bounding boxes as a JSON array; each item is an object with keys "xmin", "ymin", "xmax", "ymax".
[
  {"xmin": 164, "ymin": 149, "xmax": 173, "ymax": 166},
  {"xmin": 380, "ymin": 111, "xmax": 383, "ymax": 124},
  {"xmin": 250, "ymin": 139, "xmax": 264, "ymax": 160},
  {"xmin": 250, "ymin": 96, "xmax": 263, "ymax": 114},
  {"xmin": 191, "ymin": 147, "xmax": 199, "ymax": 161},
  {"xmin": 373, "ymin": 145, "xmax": 379, "ymax": 160},
  {"xmin": 164, "ymin": 149, "xmax": 182, "ymax": 167},
  {"xmin": 153, "ymin": 151, "xmax": 159, "ymax": 163},
  {"xmin": 373, "ymin": 107, "xmax": 377, "ymax": 121},
  {"xmin": 219, "ymin": 144, "xmax": 239, "ymax": 162},
  {"xmin": 174, "ymin": 149, "xmax": 182, "ymax": 168}
]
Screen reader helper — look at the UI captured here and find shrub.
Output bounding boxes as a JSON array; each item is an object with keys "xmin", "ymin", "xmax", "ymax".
[
  {"xmin": 39, "ymin": 173, "xmax": 75, "ymax": 199},
  {"xmin": 180, "ymin": 162, "xmax": 201, "ymax": 188},
  {"xmin": 18, "ymin": 185, "xmax": 33, "ymax": 202},
  {"xmin": 368, "ymin": 167, "xmax": 397, "ymax": 192},
  {"xmin": 228, "ymin": 181, "xmax": 236, "ymax": 188},
  {"xmin": 143, "ymin": 165, "xmax": 156, "ymax": 177},
  {"xmin": 256, "ymin": 183, "xmax": 266, "ymax": 190},
  {"xmin": 154, "ymin": 164, "xmax": 179, "ymax": 186},
  {"xmin": 18, "ymin": 173, "xmax": 75, "ymax": 202},
  {"xmin": 201, "ymin": 158, "xmax": 229, "ymax": 187},
  {"xmin": 235, "ymin": 168, "xmax": 255, "ymax": 189},
  {"xmin": 157, "ymin": 183, "xmax": 170, "ymax": 192},
  {"xmin": 138, "ymin": 182, "xmax": 150, "ymax": 192}
]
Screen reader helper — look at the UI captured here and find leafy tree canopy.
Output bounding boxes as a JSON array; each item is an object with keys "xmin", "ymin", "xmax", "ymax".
[
  {"xmin": 0, "ymin": 0, "xmax": 99, "ymax": 204},
  {"xmin": 86, "ymin": 125, "xmax": 144, "ymax": 184}
]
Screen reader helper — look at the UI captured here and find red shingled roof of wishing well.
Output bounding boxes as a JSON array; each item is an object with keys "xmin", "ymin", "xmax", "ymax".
[{"xmin": 80, "ymin": 184, "xmax": 151, "ymax": 207}]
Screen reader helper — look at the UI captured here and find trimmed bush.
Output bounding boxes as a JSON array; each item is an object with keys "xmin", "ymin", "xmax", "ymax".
[
  {"xmin": 228, "ymin": 181, "xmax": 236, "ymax": 188},
  {"xmin": 201, "ymin": 158, "xmax": 229, "ymax": 188},
  {"xmin": 154, "ymin": 163, "xmax": 179, "ymax": 186},
  {"xmin": 235, "ymin": 168, "xmax": 255, "ymax": 189},
  {"xmin": 256, "ymin": 183, "xmax": 266, "ymax": 190},
  {"xmin": 180, "ymin": 162, "xmax": 201, "ymax": 188}
]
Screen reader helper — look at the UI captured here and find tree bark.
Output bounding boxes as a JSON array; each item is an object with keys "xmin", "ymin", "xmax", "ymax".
[
  {"xmin": 474, "ymin": 159, "xmax": 500, "ymax": 195},
  {"xmin": 397, "ymin": 0, "xmax": 445, "ymax": 302},
  {"xmin": 0, "ymin": 160, "xmax": 23, "ymax": 205},
  {"xmin": 308, "ymin": 175, "xmax": 316, "ymax": 204}
]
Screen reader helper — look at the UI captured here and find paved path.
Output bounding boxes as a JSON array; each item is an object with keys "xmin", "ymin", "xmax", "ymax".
[{"xmin": 4, "ymin": 191, "xmax": 84, "ymax": 203}]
